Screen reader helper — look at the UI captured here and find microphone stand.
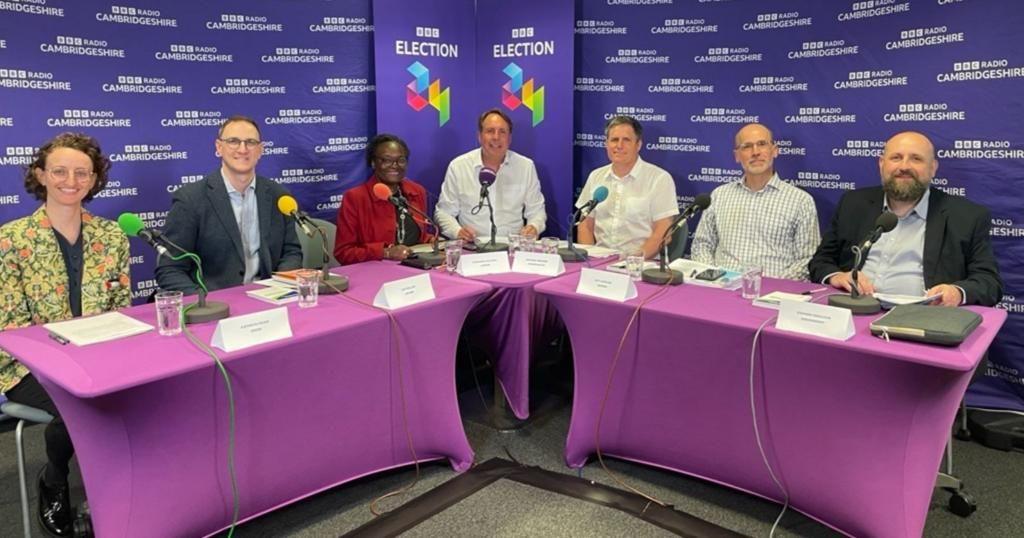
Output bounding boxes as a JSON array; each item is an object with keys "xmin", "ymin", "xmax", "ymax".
[
  {"xmin": 400, "ymin": 202, "xmax": 445, "ymax": 268},
  {"xmin": 641, "ymin": 213, "xmax": 688, "ymax": 286},
  {"xmin": 475, "ymin": 188, "xmax": 508, "ymax": 253},
  {"xmin": 828, "ymin": 245, "xmax": 881, "ymax": 314},
  {"xmin": 558, "ymin": 207, "xmax": 589, "ymax": 262},
  {"xmin": 312, "ymin": 224, "xmax": 349, "ymax": 294},
  {"xmin": 159, "ymin": 234, "xmax": 231, "ymax": 324}
]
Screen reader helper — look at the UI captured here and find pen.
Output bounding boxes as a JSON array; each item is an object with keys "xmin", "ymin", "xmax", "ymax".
[
  {"xmin": 802, "ymin": 287, "xmax": 829, "ymax": 295},
  {"xmin": 48, "ymin": 332, "xmax": 70, "ymax": 345}
]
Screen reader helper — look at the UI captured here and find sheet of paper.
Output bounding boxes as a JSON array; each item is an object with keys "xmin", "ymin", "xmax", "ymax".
[
  {"xmin": 44, "ymin": 312, "xmax": 153, "ymax": 346},
  {"xmin": 874, "ymin": 292, "xmax": 941, "ymax": 307},
  {"xmin": 558, "ymin": 241, "xmax": 619, "ymax": 258}
]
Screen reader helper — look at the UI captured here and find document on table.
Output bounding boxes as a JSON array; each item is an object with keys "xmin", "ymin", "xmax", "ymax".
[
  {"xmin": 874, "ymin": 292, "xmax": 941, "ymax": 308},
  {"xmin": 44, "ymin": 312, "xmax": 153, "ymax": 346}
]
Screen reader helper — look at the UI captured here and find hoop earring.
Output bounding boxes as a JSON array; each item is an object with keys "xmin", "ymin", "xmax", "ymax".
[{"xmin": 215, "ymin": 151, "xmax": 222, "ymax": 157}]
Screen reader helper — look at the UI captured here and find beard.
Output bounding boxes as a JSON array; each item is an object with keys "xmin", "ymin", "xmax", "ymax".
[{"xmin": 883, "ymin": 172, "xmax": 928, "ymax": 202}]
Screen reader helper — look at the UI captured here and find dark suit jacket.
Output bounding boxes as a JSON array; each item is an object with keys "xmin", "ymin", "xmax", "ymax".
[
  {"xmin": 156, "ymin": 169, "xmax": 303, "ymax": 294},
  {"xmin": 808, "ymin": 186, "xmax": 1002, "ymax": 306}
]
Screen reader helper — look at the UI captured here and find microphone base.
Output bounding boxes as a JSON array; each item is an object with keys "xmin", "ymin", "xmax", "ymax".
[
  {"xmin": 828, "ymin": 294, "xmax": 881, "ymax": 315},
  {"xmin": 558, "ymin": 247, "xmax": 588, "ymax": 263},
  {"xmin": 475, "ymin": 241, "xmax": 508, "ymax": 253},
  {"xmin": 185, "ymin": 300, "xmax": 231, "ymax": 324},
  {"xmin": 318, "ymin": 274, "xmax": 349, "ymax": 295},
  {"xmin": 401, "ymin": 251, "xmax": 445, "ymax": 270},
  {"xmin": 641, "ymin": 268, "xmax": 683, "ymax": 286}
]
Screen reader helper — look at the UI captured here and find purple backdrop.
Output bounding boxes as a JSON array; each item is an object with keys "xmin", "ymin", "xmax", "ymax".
[{"xmin": 573, "ymin": 1, "xmax": 1024, "ymax": 411}]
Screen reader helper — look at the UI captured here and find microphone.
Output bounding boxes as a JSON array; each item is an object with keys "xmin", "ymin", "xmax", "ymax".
[
  {"xmin": 373, "ymin": 182, "xmax": 445, "ymax": 268},
  {"xmin": 277, "ymin": 195, "xmax": 315, "ymax": 237},
  {"xmin": 828, "ymin": 211, "xmax": 899, "ymax": 315},
  {"xmin": 642, "ymin": 193, "xmax": 712, "ymax": 286},
  {"xmin": 859, "ymin": 211, "xmax": 898, "ymax": 251},
  {"xmin": 577, "ymin": 186, "xmax": 609, "ymax": 221},
  {"xmin": 471, "ymin": 167, "xmax": 497, "ymax": 215},
  {"xmin": 118, "ymin": 213, "xmax": 169, "ymax": 258},
  {"xmin": 372, "ymin": 182, "xmax": 404, "ymax": 210}
]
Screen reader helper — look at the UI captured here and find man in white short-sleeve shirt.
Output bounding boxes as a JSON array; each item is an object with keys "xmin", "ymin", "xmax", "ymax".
[
  {"xmin": 576, "ymin": 115, "xmax": 678, "ymax": 258},
  {"xmin": 435, "ymin": 109, "xmax": 546, "ymax": 243}
]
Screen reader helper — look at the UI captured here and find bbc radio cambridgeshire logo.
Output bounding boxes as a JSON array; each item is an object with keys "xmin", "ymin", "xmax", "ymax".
[
  {"xmin": 502, "ymin": 62, "xmax": 544, "ymax": 127},
  {"xmin": 405, "ymin": 61, "xmax": 450, "ymax": 126}
]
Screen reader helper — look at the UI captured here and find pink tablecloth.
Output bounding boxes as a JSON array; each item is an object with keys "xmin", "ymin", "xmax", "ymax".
[
  {"xmin": 536, "ymin": 274, "xmax": 1006, "ymax": 538},
  {"xmin": 0, "ymin": 262, "xmax": 491, "ymax": 537}
]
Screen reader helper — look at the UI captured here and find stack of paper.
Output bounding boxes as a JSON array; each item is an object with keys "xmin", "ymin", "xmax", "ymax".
[{"xmin": 44, "ymin": 312, "xmax": 153, "ymax": 346}]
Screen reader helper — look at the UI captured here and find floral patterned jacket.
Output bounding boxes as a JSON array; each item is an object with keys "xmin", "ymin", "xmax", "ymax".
[{"xmin": 0, "ymin": 206, "xmax": 131, "ymax": 393}]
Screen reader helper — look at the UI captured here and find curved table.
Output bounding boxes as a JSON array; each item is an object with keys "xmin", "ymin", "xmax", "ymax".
[
  {"xmin": 0, "ymin": 262, "xmax": 491, "ymax": 537},
  {"xmin": 535, "ymin": 273, "xmax": 1006, "ymax": 538}
]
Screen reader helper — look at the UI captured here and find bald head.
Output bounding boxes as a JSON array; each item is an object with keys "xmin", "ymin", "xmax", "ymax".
[
  {"xmin": 733, "ymin": 123, "xmax": 778, "ymax": 184},
  {"xmin": 879, "ymin": 131, "xmax": 937, "ymax": 203}
]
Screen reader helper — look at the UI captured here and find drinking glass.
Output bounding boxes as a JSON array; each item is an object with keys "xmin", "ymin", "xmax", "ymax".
[
  {"xmin": 445, "ymin": 239, "xmax": 463, "ymax": 273},
  {"xmin": 625, "ymin": 252, "xmax": 644, "ymax": 282},
  {"xmin": 741, "ymin": 266, "xmax": 763, "ymax": 300},
  {"xmin": 541, "ymin": 237, "xmax": 559, "ymax": 255},
  {"xmin": 295, "ymin": 269, "xmax": 321, "ymax": 308},
  {"xmin": 155, "ymin": 290, "xmax": 183, "ymax": 336}
]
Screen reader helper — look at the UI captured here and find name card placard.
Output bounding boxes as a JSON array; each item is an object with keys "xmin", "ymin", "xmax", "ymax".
[
  {"xmin": 373, "ymin": 273, "xmax": 436, "ymax": 310},
  {"xmin": 457, "ymin": 251, "xmax": 511, "ymax": 277},
  {"xmin": 776, "ymin": 300, "xmax": 855, "ymax": 341},
  {"xmin": 575, "ymin": 267, "xmax": 637, "ymax": 302},
  {"xmin": 211, "ymin": 307, "xmax": 292, "ymax": 352},
  {"xmin": 511, "ymin": 251, "xmax": 565, "ymax": 276}
]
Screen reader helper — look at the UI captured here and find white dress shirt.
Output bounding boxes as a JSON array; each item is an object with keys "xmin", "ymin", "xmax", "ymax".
[
  {"xmin": 691, "ymin": 174, "xmax": 820, "ymax": 280},
  {"xmin": 435, "ymin": 148, "xmax": 547, "ymax": 240},
  {"xmin": 222, "ymin": 171, "xmax": 260, "ymax": 283},
  {"xmin": 577, "ymin": 156, "xmax": 679, "ymax": 254}
]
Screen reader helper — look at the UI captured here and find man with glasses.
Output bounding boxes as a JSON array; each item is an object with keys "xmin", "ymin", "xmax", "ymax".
[
  {"xmin": 691, "ymin": 123, "xmax": 820, "ymax": 279},
  {"xmin": 157, "ymin": 115, "xmax": 302, "ymax": 293}
]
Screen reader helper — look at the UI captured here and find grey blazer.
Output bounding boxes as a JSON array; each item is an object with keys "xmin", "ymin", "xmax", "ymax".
[{"xmin": 156, "ymin": 169, "xmax": 303, "ymax": 294}]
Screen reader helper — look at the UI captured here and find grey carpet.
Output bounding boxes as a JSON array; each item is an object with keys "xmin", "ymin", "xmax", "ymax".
[{"xmin": 2, "ymin": 401, "xmax": 1023, "ymax": 537}]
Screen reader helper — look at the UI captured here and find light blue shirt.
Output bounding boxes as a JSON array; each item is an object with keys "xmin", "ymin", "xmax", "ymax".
[
  {"xmin": 222, "ymin": 171, "xmax": 261, "ymax": 283},
  {"xmin": 862, "ymin": 189, "xmax": 929, "ymax": 296}
]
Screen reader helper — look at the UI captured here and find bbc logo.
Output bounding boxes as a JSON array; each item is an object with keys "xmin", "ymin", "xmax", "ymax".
[{"xmin": 415, "ymin": 27, "xmax": 440, "ymax": 38}]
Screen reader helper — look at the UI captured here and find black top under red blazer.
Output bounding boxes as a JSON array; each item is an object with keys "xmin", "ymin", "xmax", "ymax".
[
  {"xmin": 808, "ymin": 186, "xmax": 1002, "ymax": 306},
  {"xmin": 333, "ymin": 176, "xmax": 431, "ymax": 265}
]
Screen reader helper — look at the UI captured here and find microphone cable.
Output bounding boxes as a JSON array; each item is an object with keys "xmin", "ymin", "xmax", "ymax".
[
  {"xmin": 747, "ymin": 292, "xmax": 838, "ymax": 537},
  {"xmin": 593, "ymin": 276, "xmax": 675, "ymax": 510},
  {"xmin": 158, "ymin": 246, "xmax": 242, "ymax": 538},
  {"xmin": 317, "ymin": 275, "xmax": 423, "ymax": 517}
]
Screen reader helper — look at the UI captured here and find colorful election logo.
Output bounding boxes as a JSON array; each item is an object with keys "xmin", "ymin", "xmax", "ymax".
[
  {"xmin": 406, "ymin": 61, "xmax": 450, "ymax": 126},
  {"xmin": 502, "ymin": 62, "xmax": 544, "ymax": 127}
]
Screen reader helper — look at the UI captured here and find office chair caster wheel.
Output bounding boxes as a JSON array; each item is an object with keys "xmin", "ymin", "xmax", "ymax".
[{"xmin": 948, "ymin": 490, "xmax": 977, "ymax": 518}]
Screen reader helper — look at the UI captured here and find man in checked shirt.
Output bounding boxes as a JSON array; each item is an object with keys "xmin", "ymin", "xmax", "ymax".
[{"xmin": 690, "ymin": 123, "xmax": 820, "ymax": 280}]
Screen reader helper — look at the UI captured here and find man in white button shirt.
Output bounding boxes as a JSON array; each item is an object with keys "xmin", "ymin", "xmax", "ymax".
[
  {"xmin": 435, "ymin": 109, "xmax": 546, "ymax": 243},
  {"xmin": 691, "ymin": 123, "xmax": 820, "ymax": 279},
  {"xmin": 576, "ymin": 115, "xmax": 678, "ymax": 258}
]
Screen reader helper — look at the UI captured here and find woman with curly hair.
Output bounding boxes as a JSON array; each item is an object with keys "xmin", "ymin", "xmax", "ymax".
[{"xmin": 0, "ymin": 132, "xmax": 131, "ymax": 536}]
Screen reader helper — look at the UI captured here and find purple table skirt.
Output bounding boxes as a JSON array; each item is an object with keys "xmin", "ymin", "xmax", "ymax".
[
  {"xmin": 457, "ymin": 257, "xmax": 609, "ymax": 419},
  {"xmin": 536, "ymin": 274, "xmax": 1006, "ymax": 538},
  {"xmin": 0, "ymin": 262, "xmax": 491, "ymax": 537}
]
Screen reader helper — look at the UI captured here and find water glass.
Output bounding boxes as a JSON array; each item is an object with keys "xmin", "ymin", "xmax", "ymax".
[
  {"xmin": 625, "ymin": 253, "xmax": 645, "ymax": 282},
  {"xmin": 154, "ymin": 290, "xmax": 183, "ymax": 336},
  {"xmin": 520, "ymin": 235, "xmax": 537, "ymax": 253},
  {"xmin": 541, "ymin": 237, "xmax": 559, "ymax": 255},
  {"xmin": 741, "ymin": 266, "xmax": 763, "ymax": 300},
  {"xmin": 507, "ymin": 233, "xmax": 522, "ymax": 260},
  {"xmin": 445, "ymin": 239, "xmax": 463, "ymax": 273},
  {"xmin": 295, "ymin": 269, "xmax": 321, "ymax": 308}
]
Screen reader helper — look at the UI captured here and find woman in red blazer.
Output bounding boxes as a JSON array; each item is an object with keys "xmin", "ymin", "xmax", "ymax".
[{"xmin": 334, "ymin": 134, "xmax": 432, "ymax": 264}]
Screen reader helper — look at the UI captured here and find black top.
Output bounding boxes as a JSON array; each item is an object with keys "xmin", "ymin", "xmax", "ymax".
[
  {"xmin": 394, "ymin": 194, "xmax": 421, "ymax": 247},
  {"xmin": 52, "ymin": 228, "xmax": 84, "ymax": 318}
]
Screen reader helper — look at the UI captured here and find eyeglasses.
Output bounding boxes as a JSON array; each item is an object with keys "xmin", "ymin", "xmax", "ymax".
[
  {"xmin": 46, "ymin": 167, "xmax": 94, "ymax": 182},
  {"xmin": 736, "ymin": 140, "xmax": 773, "ymax": 152},
  {"xmin": 218, "ymin": 137, "xmax": 262, "ymax": 149},
  {"xmin": 374, "ymin": 157, "xmax": 408, "ymax": 168}
]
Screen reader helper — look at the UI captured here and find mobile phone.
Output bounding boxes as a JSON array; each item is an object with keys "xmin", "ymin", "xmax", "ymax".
[{"xmin": 694, "ymin": 268, "xmax": 726, "ymax": 281}]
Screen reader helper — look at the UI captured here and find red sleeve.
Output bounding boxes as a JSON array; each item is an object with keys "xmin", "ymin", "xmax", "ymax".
[{"xmin": 334, "ymin": 187, "xmax": 386, "ymax": 265}]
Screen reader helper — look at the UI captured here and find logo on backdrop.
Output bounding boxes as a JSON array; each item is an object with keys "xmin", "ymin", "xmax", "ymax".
[
  {"xmin": 502, "ymin": 63, "xmax": 544, "ymax": 127},
  {"xmin": 406, "ymin": 61, "xmax": 450, "ymax": 126}
]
